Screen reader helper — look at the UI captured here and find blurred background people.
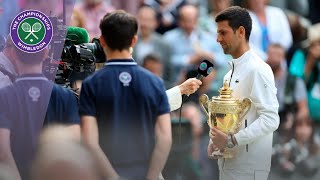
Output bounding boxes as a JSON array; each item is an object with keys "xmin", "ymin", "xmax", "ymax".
[
  {"xmin": 272, "ymin": 117, "xmax": 320, "ymax": 177},
  {"xmin": 199, "ymin": 0, "xmax": 232, "ymax": 37},
  {"xmin": 266, "ymin": 43, "xmax": 308, "ymax": 140},
  {"xmin": 289, "ymin": 23, "xmax": 320, "ymax": 125},
  {"xmin": 0, "ymin": 0, "xmax": 19, "ymax": 38},
  {"xmin": 142, "ymin": 54, "xmax": 164, "ymax": 78},
  {"xmin": 31, "ymin": 125, "xmax": 101, "ymax": 180},
  {"xmin": 244, "ymin": 0, "xmax": 293, "ymax": 60},
  {"xmin": 0, "ymin": 36, "xmax": 18, "ymax": 89},
  {"xmin": 111, "ymin": 0, "xmax": 143, "ymax": 15},
  {"xmin": 71, "ymin": 0, "xmax": 114, "ymax": 39},
  {"xmin": 134, "ymin": 6, "xmax": 174, "ymax": 88},
  {"xmin": 163, "ymin": 4, "xmax": 227, "ymax": 84},
  {"xmin": 145, "ymin": 0, "xmax": 187, "ymax": 34}
]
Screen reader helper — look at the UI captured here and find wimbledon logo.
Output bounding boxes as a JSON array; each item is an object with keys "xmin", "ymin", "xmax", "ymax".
[{"xmin": 10, "ymin": 10, "xmax": 53, "ymax": 53}]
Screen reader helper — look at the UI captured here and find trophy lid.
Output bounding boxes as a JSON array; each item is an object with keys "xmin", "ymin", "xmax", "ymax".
[{"xmin": 211, "ymin": 80, "xmax": 236, "ymax": 103}]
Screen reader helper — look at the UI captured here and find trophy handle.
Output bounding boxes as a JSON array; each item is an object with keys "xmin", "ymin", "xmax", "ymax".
[
  {"xmin": 199, "ymin": 94, "xmax": 209, "ymax": 117},
  {"xmin": 239, "ymin": 98, "xmax": 252, "ymax": 121}
]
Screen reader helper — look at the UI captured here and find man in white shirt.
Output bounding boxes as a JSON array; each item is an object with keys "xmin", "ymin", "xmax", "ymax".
[{"xmin": 208, "ymin": 6, "xmax": 279, "ymax": 180}]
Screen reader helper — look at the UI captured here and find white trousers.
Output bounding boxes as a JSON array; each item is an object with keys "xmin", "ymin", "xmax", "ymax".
[{"xmin": 219, "ymin": 169, "xmax": 269, "ymax": 180}]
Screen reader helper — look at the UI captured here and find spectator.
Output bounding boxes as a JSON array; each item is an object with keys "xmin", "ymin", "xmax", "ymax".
[
  {"xmin": 273, "ymin": 117, "xmax": 320, "ymax": 177},
  {"xmin": 286, "ymin": 11, "xmax": 310, "ymax": 65},
  {"xmin": 244, "ymin": 0, "xmax": 293, "ymax": 60},
  {"xmin": 164, "ymin": 4, "xmax": 227, "ymax": 83},
  {"xmin": 133, "ymin": 5, "xmax": 173, "ymax": 87},
  {"xmin": 111, "ymin": 0, "xmax": 144, "ymax": 15},
  {"xmin": 289, "ymin": 23, "xmax": 320, "ymax": 123},
  {"xmin": 142, "ymin": 54, "xmax": 164, "ymax": 78},
  {"xmin": 268, "ymin": 0, "xmax": 309, "ymax": 17},
  {"xmin": 145, "ymin": 0, "xmax": 187, "ymax": 34},
  {"xmin": 199, "ymin": 0, "xmax": 232, "ymax": 37},
  {"xmin": 71, "ymin": 0, "xmax": 114, "ymax": 39},
  {"xmin": 266, "ymin": 44, "xmax": 308, "ymax": 136}
]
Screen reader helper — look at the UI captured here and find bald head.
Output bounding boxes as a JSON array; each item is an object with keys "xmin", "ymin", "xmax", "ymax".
[{"xmin": 178, "ymin": 5, "xmax": 199, "ymax": 35}]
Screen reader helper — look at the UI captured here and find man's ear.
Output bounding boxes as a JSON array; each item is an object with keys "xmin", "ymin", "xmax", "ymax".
[
  {"xmin": 130, "ymin": 35, "xmax": 138, "ymax": 48},
  {"xmin": 238, "ymin": 26, "xmax": 246, "ymax": 40},
  {"xmin": 99, "ymin": 36, "xmax": 106, "ymax": 48}
]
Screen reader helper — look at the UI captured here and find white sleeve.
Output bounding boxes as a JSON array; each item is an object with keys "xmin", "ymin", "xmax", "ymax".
[
  {"xmin": 166, "ymin": 86, "xmax": 182, "ymax": 112},
  {"xmin": 234, "ymin": 67, "xmax": 280, "ymax": 146}
]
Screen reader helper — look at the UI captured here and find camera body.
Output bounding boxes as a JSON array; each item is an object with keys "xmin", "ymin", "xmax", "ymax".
[
  {"xmin": 55, "ymin": 37, "xmax": 106, "ymax": 88},
  {"xmin": 43, "ymin": 18, "xmax": 106, "ymax": 88}
]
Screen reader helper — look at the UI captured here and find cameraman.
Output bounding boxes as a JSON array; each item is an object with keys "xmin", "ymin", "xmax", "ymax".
[
  {"xmin": 0, "ymin": 45, "xmax": 80, "ymax": 179},
  {"xmin": 79, "ymin": 10, "xmax": 172, "ymax": 180}
]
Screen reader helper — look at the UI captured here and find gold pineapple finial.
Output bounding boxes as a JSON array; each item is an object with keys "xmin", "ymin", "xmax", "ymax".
[{"xmin": 219, "ymin": 80, "xmax": 233, "ymax": 98}]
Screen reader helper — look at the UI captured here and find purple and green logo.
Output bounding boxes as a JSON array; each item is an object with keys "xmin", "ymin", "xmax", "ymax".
[{"xmin": 10, "ymin": 10, "xmax": 53, "ymax": 53}]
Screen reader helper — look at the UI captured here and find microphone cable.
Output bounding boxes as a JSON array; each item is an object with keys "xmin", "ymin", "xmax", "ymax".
[{"xmin": 177, "ymin": 94, "xmax": 190, "ymax": 180}]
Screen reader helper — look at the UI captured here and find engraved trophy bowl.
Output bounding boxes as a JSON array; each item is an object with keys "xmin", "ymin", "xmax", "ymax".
[{"xmin": 199, "ymin": 80, "xmax": 251, "ymax": 158}]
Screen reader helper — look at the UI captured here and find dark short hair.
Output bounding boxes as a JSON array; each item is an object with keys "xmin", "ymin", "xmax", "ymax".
[
  {"xmin": 142, "ymin": 54, "xmax": 162, "ymax": 67},
  {"xmin": 215, "ymin": 6, "xmax": 252, "ymax": 41},
  {"xmin": 99, "ymin": 10, "xmax": 138, "ymax": 51},
  {"xmin": 13, "ymin": 47, "xmax": 47, "ymax": 65}
]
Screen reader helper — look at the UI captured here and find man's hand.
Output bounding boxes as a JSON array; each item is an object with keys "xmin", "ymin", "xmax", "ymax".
[
  {"xmin": 207, "ymin": 139, "xmax": 224, "ymax": 159},
  {"xmin": 209, "ymin": 127, "xmax": 228, "ymax": 150},
  {"xmin": 178, "ymin": 78, "xmax": 202, "ymax": 95}
]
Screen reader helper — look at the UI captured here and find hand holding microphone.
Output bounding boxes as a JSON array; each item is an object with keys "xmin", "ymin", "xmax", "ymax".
[
  {"xmin": 179, "ymin": 78, "xmax": 202, "ymax": 96},
  {"xmin": 181, "ymin": 59, "xmax": 214, "ymax": 97}
]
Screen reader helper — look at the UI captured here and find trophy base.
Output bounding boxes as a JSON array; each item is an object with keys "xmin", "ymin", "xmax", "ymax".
[{"xmin": 210, "ymin": 149, "xmax": 235, "ymax": 159}]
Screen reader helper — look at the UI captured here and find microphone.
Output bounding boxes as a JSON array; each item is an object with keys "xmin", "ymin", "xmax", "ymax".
[
  {"xmin": 196, "ymin": 59, "xmax": 214, "ymax": 80},
  {"xmin": 65, "ymin": 26, "xmax": 90, "ymax": 45},
  {"xmin": 182, "ymin": 59, "xmax": 214, "ymax": 99}
]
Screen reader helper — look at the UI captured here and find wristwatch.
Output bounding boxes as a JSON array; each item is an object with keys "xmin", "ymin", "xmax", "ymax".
[{"xmin": 227, "ymin": 134, "xmax": 235, "ymax": 148}]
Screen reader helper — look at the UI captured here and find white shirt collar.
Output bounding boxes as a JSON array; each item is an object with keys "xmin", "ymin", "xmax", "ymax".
[{"xmin": 230, "ymin": 49, "xmax": 252, "ymax": 67}]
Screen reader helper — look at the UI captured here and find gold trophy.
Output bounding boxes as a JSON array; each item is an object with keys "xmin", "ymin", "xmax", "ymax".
[{"xmin": 199, "ymin": 80, "xmax": 251, "ymax": 158}]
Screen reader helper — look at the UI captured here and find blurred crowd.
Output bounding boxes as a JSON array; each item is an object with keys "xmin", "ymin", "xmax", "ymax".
[{"xmin": 1, "ymin": 0, "xmax": 320, "ymax": 179}]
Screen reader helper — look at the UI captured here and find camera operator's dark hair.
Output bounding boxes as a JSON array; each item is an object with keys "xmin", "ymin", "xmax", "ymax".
[
  {"xmin": 215, "ymin": 6, "xmax": 252, "ymax": 41},
  {"xmin": 10, "ymin": 35, "xmax": 47, "ymax": 65},
  {"xmin": 99, "ymin": 10, "xmax": 138, "ymax": 51}
]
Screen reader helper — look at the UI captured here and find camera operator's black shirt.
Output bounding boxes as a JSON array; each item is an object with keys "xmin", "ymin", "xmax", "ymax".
[
  {"xmin": 0, "ymin": 74, "xmax": 80, "ymax": 179},
  {"xmin": 79, "ymin": 59, "xmax": 170, "ymax": 178}
]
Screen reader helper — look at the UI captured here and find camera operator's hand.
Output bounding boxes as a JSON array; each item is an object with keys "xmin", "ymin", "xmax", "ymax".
[{"xmin": 178, "ymin": 78, "xmax": 202, "ymax": 96}]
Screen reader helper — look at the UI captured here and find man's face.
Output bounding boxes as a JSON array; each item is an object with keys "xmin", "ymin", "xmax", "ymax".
[
  {"xmin": 179, "ymin": 7, "xmax": 198, "ymax": 35},
  {"xmin": 143, "ymin": 60, "xmax": 163, "ymax": 78},
  {"xmin": 216, "ymin": 20, "xmax": 239, "ymax": 55},
  {"xmin": 266, "ymin": 46, "xmax": 284, "ymax": 72},
  {"xmin": 137, "ymin": 8, "xmax": 157, "ymax": 36}
]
